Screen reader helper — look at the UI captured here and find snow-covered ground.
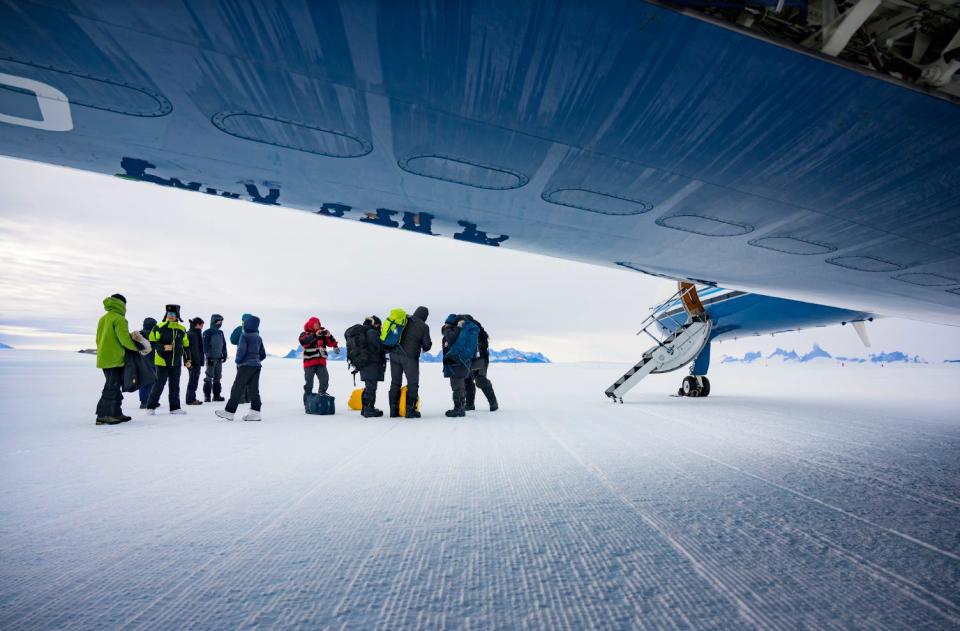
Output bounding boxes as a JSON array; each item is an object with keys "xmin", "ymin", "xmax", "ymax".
[{"xmin": 1, "ymin": 351, "xmax": 959, "ymax": 629}]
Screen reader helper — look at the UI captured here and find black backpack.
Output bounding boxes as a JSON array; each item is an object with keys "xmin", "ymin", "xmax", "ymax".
[{"xmin": 344, "ymin": 324, "xmax": 371, "ymax": 374}]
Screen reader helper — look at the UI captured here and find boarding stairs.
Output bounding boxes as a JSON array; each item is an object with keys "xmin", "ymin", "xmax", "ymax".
[{"xmin": 605, "ymin": 284, "xmax": 712, "ymax": 403}]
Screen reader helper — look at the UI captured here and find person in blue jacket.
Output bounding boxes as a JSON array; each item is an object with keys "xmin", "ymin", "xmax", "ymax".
[
  {"xmin": 442, "ymin": 314, "xmax": 472, "ymax": 418},
  {"xmin": 216, "ymin": 315, "xmax": 265, "ymax": 422}
]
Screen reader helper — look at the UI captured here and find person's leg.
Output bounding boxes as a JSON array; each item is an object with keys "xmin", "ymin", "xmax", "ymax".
[
  {"xmin": 388, "ymin": 356, "xmax": 403, "ymax": 416},
  {"xmin": 212, "ymin": 361, "xmax": 224, "ymax": 400},
  {"xmin": 303, "ymin": 365, "xmax": 315, "ymax": 400},
  {"xmin": 317, "ymin": 365, "xmax": 329, "ymax": 395},
  {"xmin": 146, "ymin": 366, "xmax": 167, "ymax": 409},
  {"xmin": 446, "ymin": 377, "xmax": 466, "ymax": 417},
  {"xmin": 110, "ymin": 367, "xmax": 127, "ymax": 418},
  {"xmin": 203, "ymin": 360, "xmax": 214, "ymax": 401},
  {"xmin": 249, "ymin": 367, "xmax": 262, "ymax": 412},
  {"xmin": 139, "ymin": 381, "xmax": 152, "ymax": 406},
  {"xmin": 96, "ymin": 368, "xmax": 119, "ymax": 419},
  {"xmin": 186, "ymin": 364, "xmax": 200, "ymax": 403},
  {"xmin": 475, "ymin": 368, "xmax": 498, "ymax": 411},
  {"xmin": 362, "ymin": 379, "xmax": 383, "ymax": 417},
  {"xmin": 168, "ymin": 364, "xmax": 182, "ymax": 411},
  {"xmin": 464, "ymin": 375, "xmax": 477, "ymax": 411},
  {"xmin": 404, "ymin": 357, "xmax": 421, "ymax": 418},
  {"xmin": 224, "ymin": 367, "xmax": 251, "ymax": 414}
]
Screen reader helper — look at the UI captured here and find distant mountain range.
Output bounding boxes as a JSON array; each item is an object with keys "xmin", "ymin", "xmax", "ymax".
[
  {"xmin": 721, "ymin": 343, "xmax": 929, "ymax": 365},
  {"xmin": 0, "ymin": 341, "xmax": 13, "ymax": 350},
  {"xmin": 284, "ymin": 345, "xmax": 549, "ymax": 363}
]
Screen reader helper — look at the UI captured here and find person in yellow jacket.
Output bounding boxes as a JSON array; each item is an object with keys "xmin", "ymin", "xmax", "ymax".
[
  {"xmin": 95, "ymin": 293, "xmax": 141, "ymax": 425},
  {"xmin": 145, "ymin": 304, "xmax": 192, "ymax": 415}
]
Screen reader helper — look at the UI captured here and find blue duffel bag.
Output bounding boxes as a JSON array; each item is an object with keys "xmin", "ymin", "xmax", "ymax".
[{"xmin": 305, "ymin": 393, "xmax": 335, "ymax": 415}]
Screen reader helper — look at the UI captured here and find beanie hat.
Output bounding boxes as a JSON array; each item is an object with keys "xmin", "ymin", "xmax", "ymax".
[
  {"xmin": 164, "ymin": 304, "xmax": 182, "ymax": 322},
  {"xmin": 189, "ymin": 317, "xmax": 204, "ymax": 327},
  {"xmin": 111, "ymin": 293, "xmax": 126, "ymax": 304}
]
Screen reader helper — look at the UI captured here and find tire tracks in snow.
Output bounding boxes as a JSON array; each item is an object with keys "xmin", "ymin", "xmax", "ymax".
[
  {"xmin": 5, "ymin": 420, "xmax": 399, "ymax": 630},
  {"xmin": 531, "ymin": 413, "xmax": 774, "ymax": 631},
  {"xmin": 579, "ymin": 410, "xmax": 960, "ymax": 627},
  {"xmin": 116, "ymin": 420, "xmax": 402, "ymax": 630}
]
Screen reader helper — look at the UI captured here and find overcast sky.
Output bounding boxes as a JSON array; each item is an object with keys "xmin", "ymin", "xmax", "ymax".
[{"xmin": 1, "ymin": 156, "xmax": 958, "ymax": 363}]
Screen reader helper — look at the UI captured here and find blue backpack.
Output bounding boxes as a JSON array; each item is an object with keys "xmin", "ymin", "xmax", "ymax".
[{"xmin": 447, "ymin": 320, "xmax": 479, "ymax": 367}]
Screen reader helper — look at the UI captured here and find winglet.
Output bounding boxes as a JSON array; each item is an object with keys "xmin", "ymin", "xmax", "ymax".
[{"xmin": 852, "ymin": 320, "xmax": 871, "ymax": 348}]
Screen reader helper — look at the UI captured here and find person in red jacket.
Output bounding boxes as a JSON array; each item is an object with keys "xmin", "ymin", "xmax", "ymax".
[{"xmin": 299, "ymin": 317, "xmax": 340, "ymax": 405}]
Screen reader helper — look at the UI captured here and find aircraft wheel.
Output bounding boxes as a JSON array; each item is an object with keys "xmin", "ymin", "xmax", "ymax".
[
  {"xmin": 681, "ymin": 376, "xmax": 698, "ymax": 397},
  {"xmin": 700, "ymin": 377, "xmax": 711, "ymax": 397}
]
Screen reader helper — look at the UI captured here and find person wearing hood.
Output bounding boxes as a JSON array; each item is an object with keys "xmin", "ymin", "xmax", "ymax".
[
  {"xmin": 441, "ymin": 314, "xmax": 473, "ymax": 418},
  {"xmin": 146, "ymin": 304, "xmax": 191, "ymax": 415},
  {"xmin": 388, "ymin": 306, "xmax": 431, "ymax": 418},
  {"xmin": 185, "ymin": 317, "xmax": 205, "ymax": 405},
  {"xmin": 202, "ymin": 314, "xmax": 228, "ymax": 402},
  {"xmin": 461, "ymin": 315, "xmax": 498, "ymax": 412},
  {"xmin": 358, "ymin": 315, "xmax": 387, "ymax": 417},
  {"xmin": 137, "ymin": 316, "xmax": 158, "ymax": 409},
  {"xmin": 216, "ymin": 314, "xmax": 266, "ymax": 422},
  {"xmin": 94, "ymin": 293, "xmax": 140, "ymax": 425},
  {"xmin": 299, "ymin": 317, "xmax": 339, "ymax": 406}
]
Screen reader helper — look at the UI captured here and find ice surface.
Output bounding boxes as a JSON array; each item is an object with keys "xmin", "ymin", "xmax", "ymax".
[{"xmin": 1, "ymin": 352, "xmax": 959, "ymax": 629}]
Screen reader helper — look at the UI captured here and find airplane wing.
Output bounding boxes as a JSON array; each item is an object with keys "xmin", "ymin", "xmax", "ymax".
[{"xmin": 1, "ymin": 0, "xmax": 958, "ymax": 322}]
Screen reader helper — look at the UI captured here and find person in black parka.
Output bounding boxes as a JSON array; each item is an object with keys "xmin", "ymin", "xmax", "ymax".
[
  {"xmin": 442, "ymin": 314, "xmax": 471, "ymax": 418},
  {"xmin": 388, "ymin": 306, "xmax": 431, "ymax": 418},
  {"xmin": 359, "ymin": 315, "xmax": 386, "ymax": 418},
  {"xmin": 202, "ymin": 314, "xmax": 228, "ymax": 402},
  {"xmin": 185, "ymin": 317, "xmax": 205, "ymax": 404},
  {"xmin": 461, "ymin": 315, "xmax": 498, "ymax": 412}
]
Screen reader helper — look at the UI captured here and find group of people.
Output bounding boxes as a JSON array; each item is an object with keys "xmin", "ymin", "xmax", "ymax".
[{"xmin": 94, "ymin": 295, "xmax": 498, "ymax": 425}]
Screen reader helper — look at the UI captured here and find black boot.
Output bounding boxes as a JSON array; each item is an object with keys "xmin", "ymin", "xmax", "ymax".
[
  {"xmin": 388, "ymin": 389, "xmax": 400, "ymax": 418},
  {"xmin": 405, "ymin": 390, "xmax": 421, "ymax": 419},
  {"xmin": 203, "ymin": 381, "xmax": 212, "ymax": 403},
  {"xmin": 480, "ymin": 382, "xmax": 499, "ymax": 412},
  {"xmin": 445, "ymin": 391, "xmax": 466, "ymax": 418},
  {"xmin": 362, "ymin": 391, "xmax": 384, "ymax": 418},
  {"xmin": 464, "ymin": 380, "xmax": 476, "ymax": 411}
]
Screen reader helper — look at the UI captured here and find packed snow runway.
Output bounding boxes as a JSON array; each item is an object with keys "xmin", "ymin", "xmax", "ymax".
[{"xmin": 1, "ymin": 352, "xmax": 959, "ymax": 629}]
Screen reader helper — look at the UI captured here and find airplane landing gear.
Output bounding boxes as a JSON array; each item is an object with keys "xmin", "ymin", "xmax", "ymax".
[{"xmin": 678, "ymin": 375, "xmax": 710, "ymax": 397}]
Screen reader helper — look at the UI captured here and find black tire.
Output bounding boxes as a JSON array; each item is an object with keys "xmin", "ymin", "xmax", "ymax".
[
  {"xmin": 682, "ymin": 376, "xmax": 698, "ymax": 397},
  {"xmin": 700, "ymin": 376, "xmax": 711, "ymax": 397}
]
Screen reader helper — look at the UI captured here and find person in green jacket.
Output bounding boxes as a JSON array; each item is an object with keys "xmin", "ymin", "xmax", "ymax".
[
  {"xmin": 145, "ymin": 304, "xmax": 192, "ymax": 415},
  {"xmin": 95, "ymin": 293, "xmax": 140, "ymax": 425}
]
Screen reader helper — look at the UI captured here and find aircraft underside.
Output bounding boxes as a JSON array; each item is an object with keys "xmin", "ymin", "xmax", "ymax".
[{"xmin": 1, "ymin": 1, "xmax": 958, "ymax": 328}]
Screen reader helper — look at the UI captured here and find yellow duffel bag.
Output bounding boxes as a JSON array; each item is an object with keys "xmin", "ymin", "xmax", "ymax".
[
  {"xmin": 398, "ymin": 386, "xmax": 421, "ymax": 417},
  {"xmin": 348, "ymin": 386, "xmax": 421, "ymax": 415},
  {"xmin": 348, "ymin": 388, "xmax": 363, "ymax": 411}
]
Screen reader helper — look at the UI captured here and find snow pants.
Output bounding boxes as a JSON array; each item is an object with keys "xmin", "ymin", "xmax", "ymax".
[
  {"xmin": 226, "ymin": 366, "xmax": 261, "ymax": 413},
  {"xmin": 203, "ymin": 359, "xmax": 223, "ymax": 399},
  {"xmin": 465, "ymin": 358, "xmax": 495, "ymax": 407},
  {"xmin": 186, "ymin": 364, "xmax": 202, "ymax": 403},
  {"xmin": 389, "ymin": 354, "xmax": 420, "ymax": 406},
  {"xmin": 96, "ymin": 367, "xmax": 124, "ymax": 418},
  {"xmin": 147, "ymin": 364, "xmax": 182, "ymax": 411},
  {"xmin": 138, "ymin": 364, "xmax": 157, "ymax": 403},
  {"xmin": 304, "ymin": 364, "xmax": 329, "ymax": 397}
]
